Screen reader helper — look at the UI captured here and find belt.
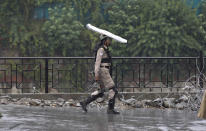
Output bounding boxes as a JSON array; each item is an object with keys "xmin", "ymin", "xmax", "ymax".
[{"xmin": 100, "ymin": 66, "xmax": 110, "ymax": 69}]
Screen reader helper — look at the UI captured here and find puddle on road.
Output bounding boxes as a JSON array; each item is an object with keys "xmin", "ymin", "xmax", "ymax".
[{"xmin": 0, "ymin": 104, "xmax": 206, "ymax": 131}]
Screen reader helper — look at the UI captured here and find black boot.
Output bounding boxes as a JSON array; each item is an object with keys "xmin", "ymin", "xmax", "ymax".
[
  {"xmin": 80, "ymin": 96, "xmax": 93, "ymax": 112},
  {"xmin": 80, "ymin": 93, "xmax": 103, "ymax": 112},
  {"xmin": 107, "ymin": 97, "xmax": 120, "ymax": 114}
]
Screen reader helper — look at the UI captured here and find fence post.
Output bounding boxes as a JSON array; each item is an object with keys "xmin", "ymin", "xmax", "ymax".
[
  {"xmin": 45, "ymin": 58, "xmax": 49, "ymax": 93},
  {"xmin": 199, "ymin": 51, "xmax": 204, "ymax": 89}
]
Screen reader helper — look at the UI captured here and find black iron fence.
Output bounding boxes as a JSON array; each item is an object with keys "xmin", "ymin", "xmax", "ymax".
[{"xmin": 0, "ymin": 55, "xmax": 205, "ymax": 93}]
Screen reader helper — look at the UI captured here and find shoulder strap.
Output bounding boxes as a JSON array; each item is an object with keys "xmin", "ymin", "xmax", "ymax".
[
  {"xmin": 102, "ymin": 46, "xmax": 111, "ymax": 59},
  {"xmin": 94, "ymin": 46, "xmax": 103, "ymax": 62}
]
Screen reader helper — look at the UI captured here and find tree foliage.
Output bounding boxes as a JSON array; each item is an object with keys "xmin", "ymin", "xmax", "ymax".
[
  {"xmin": 106, "ymin": 0, "xmax": 206, "ymax": 57},
  {"xmin": 42, "ymin": 6, "xmax": 85, "ymax": 56},
  {"xmin": 199, "ymin": 0, "xmax": 206, "ymax": 55},
  {"xmin": 0, "ymin": 0, "xmax": 206, "ymax": 57},
  {"xmin": 0, "ymin": 0, "xmax": 48, "ymax": 56}
]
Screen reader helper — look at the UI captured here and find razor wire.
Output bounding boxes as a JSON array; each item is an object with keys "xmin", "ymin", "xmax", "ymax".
[{"xmin": 180, "ymin": 58, "xmax": 206, "ymax": 111}]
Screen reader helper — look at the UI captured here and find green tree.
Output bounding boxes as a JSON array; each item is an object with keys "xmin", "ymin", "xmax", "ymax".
[
  {"xmin": 0, "ymin": 0, "xmax": 53, "ymax": 56},
  {"xmin": 0, "ymin": 0, "xmax": 106, "ymax": 56},
  {"xmin": 1, "ymin": 0, "xmax": 206, "ymax": 57},
  {"xmin": 65, "ymin": 0, "xmax": 107, "ymax": 56},
  {"xmin": 106, "ymin": 0, "xmax": 205, "ymax": 57},
  {"xmin": 199, "ymin": 0, "xmax": 206, "ymax": 55},
  {"xmin": 42, "ymin": 6, "xmax": 85, "ymax": 56}
]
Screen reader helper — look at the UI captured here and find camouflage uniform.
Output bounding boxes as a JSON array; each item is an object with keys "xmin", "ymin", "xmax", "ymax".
[
  {"xmin": 94, "ymin": 45, "xmax": 116, "ymax": 100},
  {"xmin": 80, "ymin": 42, "xmax": 119, "ymax": 114}
]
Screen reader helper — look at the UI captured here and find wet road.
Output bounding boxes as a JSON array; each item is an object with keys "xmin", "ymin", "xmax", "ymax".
[{"xmin": 0, "ymin": 104, "xmax": 206, "ymax": 131}]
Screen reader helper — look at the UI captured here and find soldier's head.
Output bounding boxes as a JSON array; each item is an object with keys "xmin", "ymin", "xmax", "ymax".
[{"xmin": 100, "ymin": 34, "xmax": 112, "ymax": 47}]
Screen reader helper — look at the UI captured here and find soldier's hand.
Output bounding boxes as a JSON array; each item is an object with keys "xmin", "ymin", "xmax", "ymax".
[{"xmin": 95, "ymin": 76, "xmax": 100, "ymax": 81}]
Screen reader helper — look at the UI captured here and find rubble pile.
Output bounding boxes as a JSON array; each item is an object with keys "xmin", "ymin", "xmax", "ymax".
[{"xmin": 0, "ymin": 94, "xmax": 195, "ymax": 110}]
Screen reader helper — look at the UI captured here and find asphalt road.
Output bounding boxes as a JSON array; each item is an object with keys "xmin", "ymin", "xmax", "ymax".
[{"xmin": 0, "ymin": 104, "xmax": 206, "ymax": 131}]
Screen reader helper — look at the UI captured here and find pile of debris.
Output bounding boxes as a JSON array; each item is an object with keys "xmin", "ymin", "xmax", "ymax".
[
  {"xmin": 0, "ymin": 94, "xmax": 195, "ymax": 110},
  {"xmin": 117, "ymin": 95, "xmax": 190, "ymax": 110},
  {"xmin": 0, "ymin": 96, "xmax": 81, "ymax": 108}
]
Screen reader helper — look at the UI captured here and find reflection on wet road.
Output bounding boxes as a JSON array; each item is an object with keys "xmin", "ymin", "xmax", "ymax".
[{"xmin": 0, "ymin": 104, "xmax": 206, "ymax": 131}]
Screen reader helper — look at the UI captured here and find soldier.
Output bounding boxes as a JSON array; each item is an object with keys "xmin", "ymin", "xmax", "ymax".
[{"xmin": 80, "ymin": 34, "xmax": 119, "ymax": 114}]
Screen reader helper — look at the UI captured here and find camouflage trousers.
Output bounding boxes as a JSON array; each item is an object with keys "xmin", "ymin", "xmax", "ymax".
[{"xmin": 91, "ymin": 67, "xmax": 117, "ymax": 100}]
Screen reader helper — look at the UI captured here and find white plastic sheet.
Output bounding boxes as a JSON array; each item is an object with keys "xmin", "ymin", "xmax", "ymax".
[{"xmin": 86, "ymin": 24, "xmax": 127, "ymax": 43}]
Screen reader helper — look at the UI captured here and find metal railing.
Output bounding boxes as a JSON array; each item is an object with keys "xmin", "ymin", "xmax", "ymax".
[{"xmin": 0, "ymin": 55, "xmax": 205, "ymax": 93}]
